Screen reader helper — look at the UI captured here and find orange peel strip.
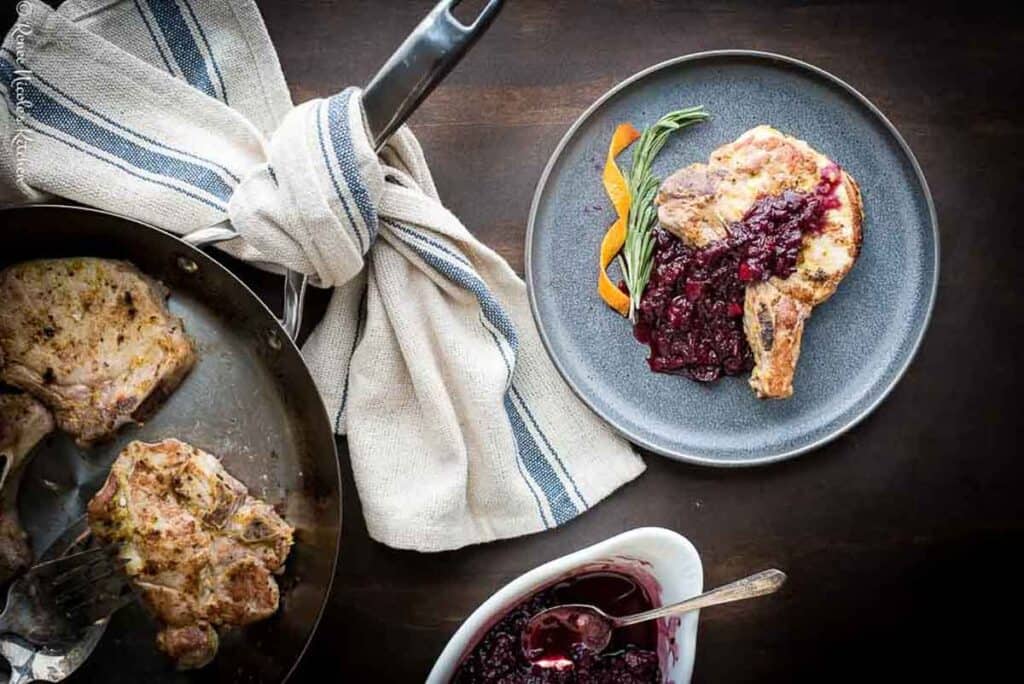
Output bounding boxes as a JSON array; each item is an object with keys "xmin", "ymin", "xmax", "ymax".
[{"xmin": 598, "ymin": 123, "xmax": 641, "ymax": 316}]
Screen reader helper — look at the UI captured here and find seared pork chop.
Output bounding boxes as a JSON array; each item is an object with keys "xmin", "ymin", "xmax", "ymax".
[
  {"xmin": 657, "ymin": 126, "xmax": 863, "ymax": 397},
  {"xmin": 88, "ymin": 439, "xmax": 293, "ymax": 670},
  {"xmin": 743, "ymin": 282, "xmax": 813, "ymax": 399},
  {"xmin": 0, "ymin": 258, "xmax": 195, "ymax": 445},
  {"xmin": 0, "ymin": 393, "xmax": 54, "ymax": 584}
]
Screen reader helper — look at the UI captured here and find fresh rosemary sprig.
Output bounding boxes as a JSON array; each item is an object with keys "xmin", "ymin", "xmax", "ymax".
[{"xmin": 622, "ymin": 106, "xmax": 710, "ymax": 321}]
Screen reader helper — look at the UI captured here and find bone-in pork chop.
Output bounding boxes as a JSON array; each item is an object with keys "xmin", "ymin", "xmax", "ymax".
[
  {"xmin": 87, "ymin": 439, "xmax": 294, "ymax": 670},
  {"xmin": 0, "ymin": 393, "xmax": 54, "ymax": 584},
  {"xmin": 656, "ymin": 126, "xmax": 863, "ymax": 397},
  {"xmin": 0, "ymin": 258, "xmax": 195, "ymax": 445}
]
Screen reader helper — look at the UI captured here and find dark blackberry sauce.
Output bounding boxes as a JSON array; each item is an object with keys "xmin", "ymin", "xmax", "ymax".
[
  {"xmin": 452, "ymin": 571, "xmax": 660, "ymax": 683},
  {"xmin": 634, "ymin": 165, "xmax": 842, "ymax": 382}
]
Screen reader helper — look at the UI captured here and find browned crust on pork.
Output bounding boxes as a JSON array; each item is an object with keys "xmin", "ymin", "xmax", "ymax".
[
  {"xmin": 844, "ymin": 172, "xmax": 865, "ymax": 260},
  {"xmin": 156, "ymin": 623, "xmax": 219, "ymax": 670},
  {"xmin": 0, "ymin": 258, "xmax": 196, "ymax": 446},
  {"xmin": 88, "ymin": 439, "xmax": 293, "ymax": 670},
  {"xmin": 744, "ymin": 282, "xmax": 812, "ymax": 400},
  {"xmin": 0, "ymin": 394, "xmax": 54, "ymax": 583}
]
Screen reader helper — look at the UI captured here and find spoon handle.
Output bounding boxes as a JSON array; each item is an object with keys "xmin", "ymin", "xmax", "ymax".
[{"xmin": 613, "ymin": 569, "xmax": 787, "ymax": 628}]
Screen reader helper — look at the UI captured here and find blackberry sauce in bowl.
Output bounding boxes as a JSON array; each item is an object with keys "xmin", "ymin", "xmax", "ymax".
[
  {"xmin": 452, "ymin": 571, "xmax": 660, "ymax": 683},
  {"xmin": 634, "ymin": 166, "xmax": 842, "ymax": 382}
]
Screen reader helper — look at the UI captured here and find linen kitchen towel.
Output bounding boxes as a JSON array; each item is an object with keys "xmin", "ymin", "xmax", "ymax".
[{"xmin": 0, "ymin": 0, "xmax": 644, "ymax": 551}]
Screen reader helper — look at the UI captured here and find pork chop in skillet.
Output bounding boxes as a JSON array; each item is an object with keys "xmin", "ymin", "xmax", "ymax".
[
  {"xmin": 656, "ymin": 125, "xmax": 863, "ymax": 398},
  {"xmin": 0, "ymin": 393, "xmax": 54, "ymax": 584},
  {"xmin": 0, "ymin": 258, "xmax": 195, "ymax": 445},
  {"xmin": 88, "ymin": 439, "xmax": 294, "ymax": 670}
]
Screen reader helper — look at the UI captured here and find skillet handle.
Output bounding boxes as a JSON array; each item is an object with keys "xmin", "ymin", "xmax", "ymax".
[
  {"xmin": 184, "ymin": 1, "xmax": 502, "ymax": 339},
  {"xmin": 181, "ymin": 223, "xmax": 307, "ymax": 342},
  {"xmin": 361, "ymin": 0, "xmax": 504, "ymax": 152}
]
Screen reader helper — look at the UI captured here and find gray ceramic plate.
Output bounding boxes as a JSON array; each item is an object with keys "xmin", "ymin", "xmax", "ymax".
[{"xmin": 525, "ymin": 51, "xmax": 938, "ymax": 466}]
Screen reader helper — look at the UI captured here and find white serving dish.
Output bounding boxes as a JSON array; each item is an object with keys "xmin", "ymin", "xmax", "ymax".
[{"xmin": 427, "ymin": 527, "xmax": 703, "ymax": 683}]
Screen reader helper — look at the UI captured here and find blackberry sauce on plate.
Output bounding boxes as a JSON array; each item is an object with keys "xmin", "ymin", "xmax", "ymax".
[{"xmin": 634, "ymin": 165, "xmax": 842, "ymax": 382}]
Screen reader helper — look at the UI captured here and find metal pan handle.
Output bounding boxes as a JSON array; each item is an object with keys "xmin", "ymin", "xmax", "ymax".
[
  {"xmin": 361, "ymin": 0, "xmax": 505, "ymax": 151},
  {"xmin": 186, "ymin": 0, "xmax": 502, "ymax": 340}
]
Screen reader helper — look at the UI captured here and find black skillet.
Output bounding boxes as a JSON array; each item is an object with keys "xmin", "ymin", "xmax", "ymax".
[{"xmin": 0, "ymin": 2, "xmax": 503, "ymax": 682}]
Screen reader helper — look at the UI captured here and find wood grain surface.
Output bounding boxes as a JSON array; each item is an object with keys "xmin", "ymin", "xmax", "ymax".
[
  {"xmin": 6, "ymin": 1, "xmax": 1022, "ymax": 681},
  {"xmin": 271, "ymin": 3, "xmax": 1022, "ymax": 681}
]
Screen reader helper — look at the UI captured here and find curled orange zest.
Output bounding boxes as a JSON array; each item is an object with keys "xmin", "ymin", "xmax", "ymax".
[{"xmin": 598, "ymin": 122, "xmax": 641, "ymax": 316}]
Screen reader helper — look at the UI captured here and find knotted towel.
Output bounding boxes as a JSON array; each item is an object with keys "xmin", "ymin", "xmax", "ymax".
[{"xmin": 0, "ymin": 0, "xmax": 644, "ymax": 551}]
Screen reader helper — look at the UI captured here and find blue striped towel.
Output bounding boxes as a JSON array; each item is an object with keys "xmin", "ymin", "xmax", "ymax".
[{"xmin": 0, "ymin": 0, "xmax": 645, "ymax": 551}]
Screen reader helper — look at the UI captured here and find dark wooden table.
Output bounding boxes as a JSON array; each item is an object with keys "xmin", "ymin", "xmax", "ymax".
[
  {"xmin": 272, "ymin": 2, "xmax": 1022, "ymax": 681},
  {"xmin": 265, "ymin": 3, "xmax": 1021, "ymax": 681},
  {"xmin": 7, "ymin": 1, "xmax": 1021, "ymax": 681}
]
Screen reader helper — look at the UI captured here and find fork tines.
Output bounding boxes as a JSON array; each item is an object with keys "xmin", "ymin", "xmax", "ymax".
[{"xmin": 33, "ymin": 543, "xmax": 135, "ymax": 628}]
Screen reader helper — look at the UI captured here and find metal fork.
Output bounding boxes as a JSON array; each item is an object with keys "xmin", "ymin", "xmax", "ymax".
[{"xmin": 0, "ymin": 544, "xmax": 134, "ymax": 646}]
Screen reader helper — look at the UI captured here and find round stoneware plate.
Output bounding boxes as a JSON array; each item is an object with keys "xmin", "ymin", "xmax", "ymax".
[{"xmin": 526, "ymin": 51, "xmax": 938, "ymax": 466}]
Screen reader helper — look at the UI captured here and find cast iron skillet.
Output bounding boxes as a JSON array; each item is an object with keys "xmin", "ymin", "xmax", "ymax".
[{"xmin": 0, "ymin": 1, "xmax": 504, "ymax": 682}]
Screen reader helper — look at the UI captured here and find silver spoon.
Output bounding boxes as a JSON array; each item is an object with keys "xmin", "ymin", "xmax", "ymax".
[{"xmin": 522, "ymin": 568, "xmax": 787, "ymax": 669}]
